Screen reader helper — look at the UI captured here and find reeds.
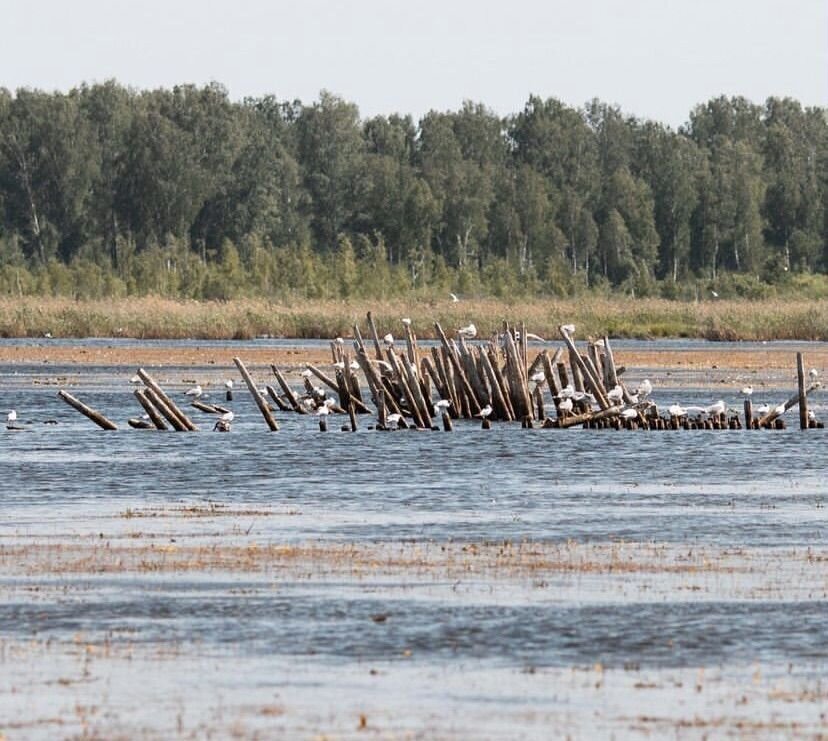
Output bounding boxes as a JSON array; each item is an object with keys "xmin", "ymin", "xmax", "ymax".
[{"xmin": 1, "ymin": 296, "xmax": 827, "ymax": 341}]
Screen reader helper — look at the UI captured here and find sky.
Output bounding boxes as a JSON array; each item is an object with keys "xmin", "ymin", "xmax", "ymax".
[{"xmin": 1, "ymin": 0, "xmax": 825, "ymax": 128}]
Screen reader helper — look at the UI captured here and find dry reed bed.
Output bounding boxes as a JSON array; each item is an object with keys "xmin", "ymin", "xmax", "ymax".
[
  {"xmin": 3, "ymin": 539, "xmax": 820, "ymax": 578},
  {"xmin": 2, "ymin": 296, "xmax": 828, "ymax": 340}
]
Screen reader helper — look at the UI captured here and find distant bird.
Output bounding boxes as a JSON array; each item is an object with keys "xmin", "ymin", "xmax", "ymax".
[
  {"xmin": 636, "ymin": 379, "xmax": 653, "ymax": 398},
  {"xmin": 530, "ymin": 371, "xmax": 546, "ymax": 385},
  {"xmin": 808, "ymin": 409, "xmax": 816, "ymax": 422},
  {"xmin": 710, "ymin": 290, "xmax": 719, "ymax": 298},
  {"xmin": 185, "ymin": 384, "xmax": 203, "ymax": 398},
  {"xmin": 434, "ymin": 399, "xmax": 451, "ymax": 416},
  {"xmin": 301, "ymin": 369, "xmax": 313, "ymax": 378},
  {"xmin": 129, "ymin": 374, "xmax": 141, "ymax": 384},
  {"xmin": 668, "ymin": 404, "xmax": 686, "ymax": 417},
  {"xmin": 333, "ymin": 361, "xmax": 345, "ymax": 370},
  {"xmin": 572, "ymin": 391, "xmax": 595, "ymax": 405},
  {"xmin": 43, "ymin": 332, "xmax": 52, "ymax": 339},
  {"xmin": 558, "ymin": 384, "xmax": 575, "ymax": 399},
  {"xmin": 773, "ymin": 403, "xmax": 787, "ymax": 417},
  {"xmin": 334, "ymin": 337, "xmax": 345, "ymax": 345},
  {"xmin": 225, "ymin": 379, "xmax": 234, "ymax": 390},
  {"xmin": 386, "ymin": 413, "xmax": 403, "ymax": 429},
  {"xmin": 458, "ymin": 323, "xmax": 477, "ymax": 339},
  {"xmin": 7, "ymin": 410, "xmax": 17, "ymax": 424},
  {"xmin": 621, "ymin": 408, "xmax": 638, "ymax": 420},
  {"xmin": 219, "ymin": 411, "xmax": 234, "ymax": 423},
  {"xmin": 349, "ymin": 361, "xmax": 360, "ymax": 371},
  {"xmin": 740, "ymin": 385, "xmax": 753, "ymax": 396},
  {"xmin": 607, "ymin": 385, "xmax": 624, "ymax": 403},
  {"xmin": 401, "ymin": 318, "xmax": 412, "ymax": 326},
  {"xmin": 561, "ymin": 324, "xmax": 576, "ymax": 334},
  {"xmin": 755, "ymin": 403, "xmax": 771, "ymax": 415},
  {"xmin": 316, "ymin": 405, "xmax": 330, "ymax": 416},
  {"xmin": 449, "ymin": 293, "xmax": 459, "ymax": 303},
  {"xmin": 383, "ymin": 333, "xmax": 395, "ymax": 348},
  {"xmin": 809, "ymin": 368, "xmax": 819, "ymax": 381},
  {"xmin": 705, "ymin": 400, "xmax": 726, "ymax": 416},
  {"xmin": 476, "ymin": 404, "xmax": 493, "ymax": 419},
  {"xmin": 558, "ymin": 398, "xmax": 573, "ymax": 414}
]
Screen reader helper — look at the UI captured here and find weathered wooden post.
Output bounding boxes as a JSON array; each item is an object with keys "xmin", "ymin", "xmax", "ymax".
[
  {"xmin": 234, "ymin": 357, "xmax": 279, "ymax": 431},
  {"xmin": 133, "ymin": 388, "xmax": 168, "ymax": 430},
  {"xmin": 57, "ymin": 390, "xmax": 118, "ymax": 430},
  {"xmin": 137, "ymin": 368, "xmax": 197, "ymax": 431},
  {"xmin": 743, "ymin": 398, "xmax": 754, "ymax": 430},
  {"xmin": 797, "ymin": 353, "xmax": 808, "ymax": 430}
]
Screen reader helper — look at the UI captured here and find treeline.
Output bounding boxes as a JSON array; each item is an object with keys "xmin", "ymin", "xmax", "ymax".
[{"xmin": 0, "ymin": 82, "xmax": 825, "ymax": 300}]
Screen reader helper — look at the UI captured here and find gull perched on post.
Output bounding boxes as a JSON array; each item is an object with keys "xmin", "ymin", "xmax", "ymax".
[
  {"xmin": 434, "ymin": 399, "xmax": 451, "ymax": 416},
  {"xmin": 561, "ymin": 324, "xmax": 576, "ymax": 334},
  {"xmin": 636, "ymin": 379, "xmax": 653, "ymax": 399},
  {"xmin": 383, "ymin": 333, "xmax": 395, "ymax": 348},
  {"xmin": 476, "ymin": 404, "xmax": 492, "ymax": 419},
  {"xmin": 458, "ymin": 323, "xmax": 477, "ymax": 339},
  {"xmin": 558, "ymin": 398, "xmax": 573, "ymax": 414},
  {"xmin": 740, "ymin": 385, "xmax": 753, "ymax": 396}
]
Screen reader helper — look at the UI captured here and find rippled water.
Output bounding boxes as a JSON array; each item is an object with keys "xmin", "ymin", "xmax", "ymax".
[{"xmin": 1, "ymin": 341, "xmax": 827, "ymax": 736}]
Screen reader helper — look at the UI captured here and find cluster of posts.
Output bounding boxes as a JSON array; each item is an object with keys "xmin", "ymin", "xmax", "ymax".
[{"xmin": 56, "ymin": 312, "xmax": 822, "ymax": 433}]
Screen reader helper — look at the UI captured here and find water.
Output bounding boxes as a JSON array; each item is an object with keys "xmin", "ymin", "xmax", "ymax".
[{"xmin": 1, "ymin": 341, "xmax": 827, "ymax": 737}]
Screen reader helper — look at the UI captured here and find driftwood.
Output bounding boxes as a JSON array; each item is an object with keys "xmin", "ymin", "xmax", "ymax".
[
  {"xmin": 137, "ymin": 368, "xmax": 197, "ymax": 431},
  {"xmin": 133, "ymin": 388, "xmax": 168, "ymax": 430}
]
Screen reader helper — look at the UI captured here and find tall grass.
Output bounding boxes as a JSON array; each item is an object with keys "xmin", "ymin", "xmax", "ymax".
[{"xmin": 0, "ymin": 296, "xmax": 827, "ymax": 341}]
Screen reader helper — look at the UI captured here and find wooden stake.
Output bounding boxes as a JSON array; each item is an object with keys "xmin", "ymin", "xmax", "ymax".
[
  {"xmin": 234, "ymin": 357, "xmax": 279, "ymax": 431},
  {"xmin": 797, "ymin": 352, "xmax": 809, "ymax": 430},
  {"xmin": 144, "ymin": 388, "xmax": 187, "ymax": 431},
  {"xmin": 133, "ymin": 388, "xmax": 168, "ymax": 430},
  {"xmin": 57, "ymin": 390, "xmax": 118, "ymax": 430},
  {"xmin": 137, "ymin": 368, "xmax": 197, "ymax": 431}
]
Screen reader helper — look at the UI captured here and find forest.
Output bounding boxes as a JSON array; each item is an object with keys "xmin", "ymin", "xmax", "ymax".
[{"xmin": 0, "ymin": 81, "xmax": 825, "ymax": 301}]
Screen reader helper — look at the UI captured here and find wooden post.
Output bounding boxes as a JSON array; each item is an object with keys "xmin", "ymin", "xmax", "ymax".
[
  {"xmin": 434, "ymin": 322, "xmax": 481, "ymax": 416},
  {"xmin": 57, "ymin": 390, "xmax": 118, "ymax": 430},
  {"xmin": 137, "ymin": 368, "xmax": 197, "ymax": 431},
  {"xmin": 265, "ymin": 385, "xmax": 291, "ymax": 412},
  {"xmin": 797, "ymin": 352, "xmax": 809, "ymax": 430},
  {"xmin": 347, "ymin": 401, "xmax": 358, "ymax": 431},
  {"xmin": 758, "ymin": 382, "xmax": 820, "ymax": 428},
  {"xmin": 319, "ymin": 415, "xmax": 328, "ymax": 432},
  {"xmin": 743, "ymin": 398, "xmax": 754, "ymax": 430},
  {"xmin": 559, "ymin": 328, "xmax": 610, "ymax": 409},
  {"xmin": 442, "ymin": 411, "xmax": 453, "ymax": 431},
  {"xmin": 271, "ymin": 365, "xmax": 308, "ymax": 414},
  {"xmin": 134, "ymin": 388, "xmax": 168, "ymax": 430},
  {"xmin": 533, "ymin": 385, "xmax": 545, "ymax": 421},
  {"xmin": 144, "ymin": 388, "xmax": 187, "ymax": 431},
  {"xmin": 479, "ymin": 347, "xmax": 513, "ymax": 421},
  {"xmin": 234, "ymin": 357, "xmax": 279, "ymax": 431}
]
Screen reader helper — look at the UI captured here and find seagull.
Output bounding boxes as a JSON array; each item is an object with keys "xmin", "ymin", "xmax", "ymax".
[
  {"xmin": 808, "ymin": 409, "xmax": 816, "ymax": 421},
  {"xmin": 333, "ymin": 361, "xmax": 345, "ymax": 370},
  {"xmin": 773, "ymin": 403, "xmax": 787, "ymax": 417},
  {"xmin": 434, "ymin": 399, "xmax": 451, "ymax": 415},
  {"xmin": 316, "ymin": 405, "xmax": 330, "ymax": 416},
  {"xmin": 383, "ymin": 333, "xmax": 395, "ymax": 347},
  {"xmin": 740, "ymin": 385, "xmax": 753, "ymax": 396},
  {"xmin": 458, "ymin": 323, "xmax": 477, "ymax": 339},
  {"xmin": 530, "ymin": 371, "xmax": 546, "ymax": 385},
  {"xmin": 755, "ymin": 403, "xmax": 770, "ymax": 415},
  {"xmin": 558, "ymin": 398, "xmax": 573, "ymax": 414},
  {"xmin": 372, "ymin": 360, "xmax": 393, "ymax": 371},
  {"xmin": 225, "ymin": 379, "xmax": 234, "ymax": 390},
  {"xmin": 129, "ymin": 374, "xmax": 141, "ymax": 384},
  {"xmin": 334, "ymin": 337, "xmax": 345, "ymax": 345},
  {"xmin": 607, "ymin": 385, "xmax": 624, "ymax": 403},
  {"xmin": 349, "ymin": 361, "xmax": 360, "ymax": 371},
  {"xmin": 621, "ymin": 408, "xmax": 638, "ymax": 420},
  {"xmin": 705, "ymin": 400, "xmax": 726, "ymax": 416},
  {"xmin": 572, "ymin": 391, "xmax": 595, "ymax": 405},
  {"xmin": 636, "ymin": 379, "xmax": 653, "ymax": 398},
  {"xmin": 668, "ymin": 404, "xmax": 686, "ymax": 417},
  {"xmin": 561, "ymin": 324, "xmax": 576, "ymax": 334},
  {"xmin": 449, "ymin": 293, "xmax": 459, "ymax": 303},
  {"xmin": 219, "ymin": 411, "xmax": 234, "ymax": 423},
  {"xmin": 809, "ymin": 368, "xmax": 819, "ymax": 381},
  {"xmin": 710, "ymin": 290, "xmax": 719, "ymax": 298},
  {"xmin": 185, "ymin": 384, "xmax": 203, "ymax": 398},
  {"xmin": 401, "ymin": 318, "xmax": 412, "ymax": 326},
  {"xmin": 386, "ymin": 413, "xmax": 403, "ymax": 429},
  {"xmin": 558, "ymin": 384, "xmax": 575, "ymax": 399},
  {"xmin": 7, "ymin": 410, "xmax": 17, "ymax": 424},
  {"xmin": 476, "ymin": 404, "xmax": 493, "ymax": 419}
]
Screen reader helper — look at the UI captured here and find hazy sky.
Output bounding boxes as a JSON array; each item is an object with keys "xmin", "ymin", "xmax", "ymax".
[{"xmin": 2, "ymin": 0, "xmax": 825, "ymax": 127}]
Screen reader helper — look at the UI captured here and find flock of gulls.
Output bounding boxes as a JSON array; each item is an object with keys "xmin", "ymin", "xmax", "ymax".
[{"xmin": 6, "ymin": 318, "xmax": 823, "ymax": 433}]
